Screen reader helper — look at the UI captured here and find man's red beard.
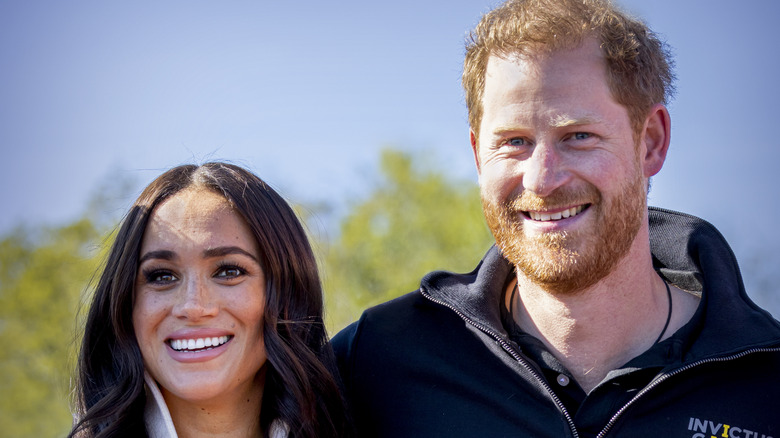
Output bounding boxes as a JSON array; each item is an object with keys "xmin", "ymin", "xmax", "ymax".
[{"xmin": 482, "ymin": 168, "xmax": 646, "ymax": 294}]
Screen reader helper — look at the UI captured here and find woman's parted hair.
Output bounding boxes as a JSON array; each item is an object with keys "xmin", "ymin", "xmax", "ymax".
[
  {"xmin": 70, "ymin": 162, "xmax": 350, "ymax": 438},
  {"xmin": 463, "ymin": 0, "xmax": 675, "ymax": 140}
]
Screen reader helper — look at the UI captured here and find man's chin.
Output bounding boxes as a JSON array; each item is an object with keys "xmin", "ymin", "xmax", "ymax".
[{"xmin": 508, "ymin": 244, "xmax": 595, "ymax": 293}]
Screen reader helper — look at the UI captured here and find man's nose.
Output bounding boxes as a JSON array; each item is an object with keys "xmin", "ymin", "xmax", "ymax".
[
  {"xmin": 522, "ymin": 142, "xmax": 569, "ymax": 197},
  {"xmin": 172, "ymin": 276, "xmax": 218, "ymax": 320}
]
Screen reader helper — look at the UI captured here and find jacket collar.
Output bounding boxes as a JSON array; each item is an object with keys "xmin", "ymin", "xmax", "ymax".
[
  {"xmin": 649, "ymin": 207, "xmax": 780, "ymax": 359},
  {"xmin": 420, "ymin": 207, "xmax": 780, "ymax": 360}
]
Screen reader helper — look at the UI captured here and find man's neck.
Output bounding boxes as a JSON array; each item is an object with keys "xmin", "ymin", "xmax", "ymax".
[{"xmin": 510, "ymin": 240, "xmax": 694, "ymax": 393}]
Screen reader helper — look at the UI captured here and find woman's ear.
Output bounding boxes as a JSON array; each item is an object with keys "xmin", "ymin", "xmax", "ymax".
[{"xmin": 641, "ymin": 103, "xmax": 671, "ymax": 178}]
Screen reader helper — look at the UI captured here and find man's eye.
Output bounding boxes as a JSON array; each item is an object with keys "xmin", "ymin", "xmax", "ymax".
[
  {"xmin": 506, "ymin": 138, "xmax": 526, "ymax": 146},
  {"xmin": 573, "ymin": 132, "xmax": 591, "ymax": 140}
]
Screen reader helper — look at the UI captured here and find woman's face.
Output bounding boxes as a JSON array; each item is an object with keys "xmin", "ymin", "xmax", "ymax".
[{"xmin": 132, "ymin": 187, "xmax": 267, "ymax": 407}]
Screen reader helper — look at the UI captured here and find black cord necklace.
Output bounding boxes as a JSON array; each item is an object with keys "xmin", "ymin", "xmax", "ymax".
[
  {"xmin": 509, "ymin": 282, "xmax": 518, "ymax": 315},
  {"xmin": 653, "ymin": 280, "xmax": 673, "ymax": 344}
]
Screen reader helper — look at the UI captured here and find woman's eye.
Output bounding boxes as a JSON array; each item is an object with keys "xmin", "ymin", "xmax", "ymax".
[
  {"xmin": 145, "ymin": 270, "xmax": 177, "ymax": 284},
  {"xmin": 215, "ymin": 265, "xmax": 244, "ymax": 279}
]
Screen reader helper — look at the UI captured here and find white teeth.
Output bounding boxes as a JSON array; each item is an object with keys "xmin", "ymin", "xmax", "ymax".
[
  {"xmin": 529, "ymin": 205, "xmax": 584, "ymax": 222},
  {"xmin": 169, "ymin": 335, "xmax": 230, "ymax": 351}
]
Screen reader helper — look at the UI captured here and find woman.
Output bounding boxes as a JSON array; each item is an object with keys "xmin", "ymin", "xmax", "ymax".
[{"xmin": 70, "ymin": 162, "xmax": 351, "ymax": 438}]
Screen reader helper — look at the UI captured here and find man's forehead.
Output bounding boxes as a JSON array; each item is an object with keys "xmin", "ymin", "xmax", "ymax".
[{"xmin": 488, "ymin": 37, "xmax": 606, "ymax": 72}]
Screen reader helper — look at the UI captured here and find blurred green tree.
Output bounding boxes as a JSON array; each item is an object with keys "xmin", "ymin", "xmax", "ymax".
[
  {"xmin": 320, "ymin": 149, "xmax": 494, "ymax": 332},
  {"xmin": 0, "ymin": 219, "xmax": 102, "ymax": 438},
  {"xmin": 0, "ymin": 170, "xmax": 134, "ymax": 438}
]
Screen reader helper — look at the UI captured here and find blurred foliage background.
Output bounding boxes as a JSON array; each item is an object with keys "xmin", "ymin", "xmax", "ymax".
[
  {"xmin": 0, "ymin": 149, "xmax": 493, "ymax": 437},
  {"xmin": 1, "ymin": 148, "xmax": 777, "ymax": 437}
]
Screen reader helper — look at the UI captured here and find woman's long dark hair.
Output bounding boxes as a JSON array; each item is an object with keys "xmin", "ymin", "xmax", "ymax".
[{"xmin": 70, "ymin": 162, "xmax": 351, "ymax": 438}]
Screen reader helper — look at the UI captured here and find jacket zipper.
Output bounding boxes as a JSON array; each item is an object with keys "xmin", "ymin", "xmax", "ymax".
[
  {"xmin": 420, "ymin": 287, "xmax": 580, "ymax": 438},
  {"xmin": 421, "ymin": 286, "xmax": 780, "ymax": 438},
  {"xmin": 595, "ymin": 346, "xmax": 780, "ymax": 437}
]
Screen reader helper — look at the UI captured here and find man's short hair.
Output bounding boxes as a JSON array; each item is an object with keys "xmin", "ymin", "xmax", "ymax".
[{"xmin": 463, "ymin": 0, "xmax": 675, "ymax": 140}]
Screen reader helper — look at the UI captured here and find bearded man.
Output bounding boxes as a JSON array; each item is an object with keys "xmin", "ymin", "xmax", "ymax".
[{"xmin": 332, "ymin": 0, "xmax": 780, "ymax": 436}]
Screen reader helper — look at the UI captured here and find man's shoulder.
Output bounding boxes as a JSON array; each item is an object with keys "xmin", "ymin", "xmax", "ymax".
[
  {"xmin": 331, "ymin": 290, "xmax": 426, "ymax": 381},
  {"xmin": 331, "ymin": 246, "xmax": 509, "ymax": 362},
  {"xmin": 331, "ymin": 287, "xmax": 470, "ymax": 366},
  {"xmin": 331, "ymin": 290, "xmax": 428, "ymax": 350}
]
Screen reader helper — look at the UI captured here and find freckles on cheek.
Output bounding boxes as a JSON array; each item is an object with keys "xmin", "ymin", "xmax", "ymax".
[
  {"xmin": 139, "ymin": 293, "xmax": 170, "ymax": 313},
  {"xmin": 132, "ymin": 295, "xmax": 168, "ymax": 337},
  {"xmin": 132, "ymin": 300, "xmax": 150, "ymax": 322}
]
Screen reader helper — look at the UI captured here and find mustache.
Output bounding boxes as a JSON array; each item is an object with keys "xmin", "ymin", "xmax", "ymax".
[{"xmin": 503, "ymin": 186, "xmax": 600, "ymax": 213}]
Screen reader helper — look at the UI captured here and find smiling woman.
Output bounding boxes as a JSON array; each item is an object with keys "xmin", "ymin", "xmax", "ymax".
[{"xmin": 69, "ymin": 163, "xmax": 352, "ymax": 438}]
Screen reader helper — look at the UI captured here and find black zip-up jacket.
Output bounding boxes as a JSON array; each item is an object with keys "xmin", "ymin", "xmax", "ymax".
[{"xmin": 332, "ymin": 208, "xmax": 780, "ymax": 437}]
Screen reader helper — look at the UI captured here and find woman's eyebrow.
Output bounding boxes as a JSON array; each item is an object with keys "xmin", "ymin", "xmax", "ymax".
[
  {"xmin": 138, "ymin": 249, "xmax": 176, "ymax": 264},
  {"xmin": 203, "ymin": 246, "xmax": 259, "ymax": 262}
]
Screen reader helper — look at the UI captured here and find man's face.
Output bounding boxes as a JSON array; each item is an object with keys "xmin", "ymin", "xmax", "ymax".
[{"xmin": 473, "ymin": 39, "xmax": 648, "ymax": 293}]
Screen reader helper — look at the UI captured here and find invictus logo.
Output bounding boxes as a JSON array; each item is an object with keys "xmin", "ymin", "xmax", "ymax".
[{"xmin": 687, "ymin": 417, "xmax": 774, "ymax": 438}]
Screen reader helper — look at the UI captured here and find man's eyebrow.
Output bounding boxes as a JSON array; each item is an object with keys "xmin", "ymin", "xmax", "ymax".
[
  {"xmin": 551, "ymin": 115, "xmax": 600, "ymax": 128},
  {"xmin": 139, "ymin": 250, "xmax": 176, "ymax": 264},
  {"xmin": 203, "ymin": 246, "xmax": 259, "ymax": 262},
  {"xmin": 491, "ymin": 124, "xmax": 530, "ymax": 135},
  {"xmin": 489, "ymin": 116, "xmax": 602, "ymax": 135}
]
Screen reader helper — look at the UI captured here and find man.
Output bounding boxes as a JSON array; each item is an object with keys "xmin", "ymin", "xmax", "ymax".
[{"xmin": 332, "ymin": 0, "xmax": 780, "ymax": 436}]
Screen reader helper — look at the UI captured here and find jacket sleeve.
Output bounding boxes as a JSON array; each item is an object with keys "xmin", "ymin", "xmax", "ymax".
[{"xmin": 330, "ymin": 320, "xmax": 360, "ymax": 393}]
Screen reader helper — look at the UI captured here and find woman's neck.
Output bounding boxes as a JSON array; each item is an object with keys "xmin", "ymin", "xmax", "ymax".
[{"xmin": 163, "ymin": 372, "xmax": 265, "ymax": 438}]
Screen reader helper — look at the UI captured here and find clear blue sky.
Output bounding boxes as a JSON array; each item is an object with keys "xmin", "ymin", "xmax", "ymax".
[{"xmin": 2, "ymin": 1, "xmax": 779, "ymax": 309}]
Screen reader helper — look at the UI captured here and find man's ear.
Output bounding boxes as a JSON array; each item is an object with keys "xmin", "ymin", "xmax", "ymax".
[
  {"xmin": 641, "ymin": 103, "xmax": 671, "ymax": 178},
  {"xmin": 470, "ymin": 129, "xmax": 481, "ymax": 175}
]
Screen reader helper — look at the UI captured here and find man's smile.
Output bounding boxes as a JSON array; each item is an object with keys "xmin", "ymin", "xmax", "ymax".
[{"xmin": 524, "ymin": 205, "xmax": 588, "ymax": 222}]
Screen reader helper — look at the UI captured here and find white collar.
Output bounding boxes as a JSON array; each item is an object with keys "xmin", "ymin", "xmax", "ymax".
[{"xmin": 143, "ymin": 372, "xmax": 179, "ymax": 438}]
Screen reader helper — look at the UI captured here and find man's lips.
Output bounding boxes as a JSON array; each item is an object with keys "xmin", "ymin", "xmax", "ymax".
[{"xmin": 524, "ymin": 204, "xmax": 588, "ymax": 222}]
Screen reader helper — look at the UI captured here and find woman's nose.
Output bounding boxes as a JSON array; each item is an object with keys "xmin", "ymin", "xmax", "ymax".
[{"xmin": 171, "ymin": 276, "xmax": 218, "ymax": 320}]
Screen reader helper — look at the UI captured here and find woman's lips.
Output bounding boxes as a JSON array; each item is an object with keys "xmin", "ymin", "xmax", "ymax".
[{"xmin": 168, "ymin": 335, "xmax": 232, "ymax": 352}]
